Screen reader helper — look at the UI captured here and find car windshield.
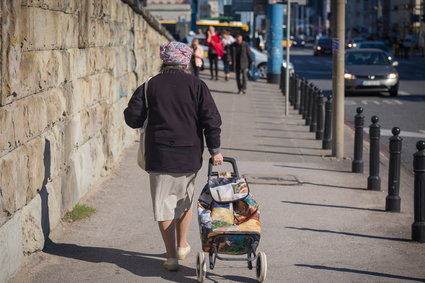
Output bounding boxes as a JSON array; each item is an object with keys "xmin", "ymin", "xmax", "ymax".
[
  {"xmin": 318, "ymin": 38, "xmax": 332, "ymax": 45},
  {"xmin": 360, "ymin": 43, "xmax": 390, "ymax": 52},
  {"xmin": 346, "ymin": 52, "xmax": 390, "ymax": 65}
]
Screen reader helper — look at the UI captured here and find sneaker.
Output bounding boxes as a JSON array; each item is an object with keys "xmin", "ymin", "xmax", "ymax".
[
  {"xmin": 237, "ymin": 90, "xmax": 243, "ymax": 94},
  {"xmin": 163, "ymin": 258, "xmax": 179, "ymax": 271},
  {"xmin": 242, "ymin": 90, "xmax": 246, "ymax": 94},
  {"xmin": 177, "ymin": 244, "xmax": 191, "ymax": 260}
]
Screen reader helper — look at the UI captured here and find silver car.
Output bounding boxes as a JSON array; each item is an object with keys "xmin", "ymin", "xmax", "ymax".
[{"xmin": 344, "ymin": 49, "xmax": 399, "ymax": 96}]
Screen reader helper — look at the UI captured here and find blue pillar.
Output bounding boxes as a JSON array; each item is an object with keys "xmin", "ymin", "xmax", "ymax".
[
  {"xmin": 267, "ymin": 4, "xmax": 283, "ymax": 84},
  {"xmin": 191, "ymin": 0, "xmax": 198, "ymax": 33}
]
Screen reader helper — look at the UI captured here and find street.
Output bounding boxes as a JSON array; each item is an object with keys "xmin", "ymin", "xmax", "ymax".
[{"xmin": 290, "ymin": 48, "xmax": 425, "ymax": 168}]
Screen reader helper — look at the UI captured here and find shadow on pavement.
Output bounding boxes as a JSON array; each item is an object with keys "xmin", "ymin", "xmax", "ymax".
[
  {"xmin": 259, "ymin": 144, "xmax": 323, "ymax": 150},
  {"xmin": 222, "ymin": 147, "xmax": 320, "ymax": 157},
  {"xmin": 301, "ymin": 181, "xmax": 366, "ymax": 191},
  {"xmin": 209, "ymin": 89, "xmax": 237, "ymax": 95},
  {"xmin": 43, "ymin": 241, "xmax": 196, "ymax": 282},
  {"xmin": 274, "ymin": 164, "xmax": 350, "ymax": 173},
  {"xmin": 253, "ymin": 134, "xmax": 317, "ymax": 141},
  {"xmin": 285, "ymin": 227, "xmax": 410, "ymax": 242},
  {"xmin": 281, "ymin": 201, "xmax": 384, "ymax": 213},
  {"xmin": 294, "ymin": 264, "xmax": 425, "ymax": 282}
]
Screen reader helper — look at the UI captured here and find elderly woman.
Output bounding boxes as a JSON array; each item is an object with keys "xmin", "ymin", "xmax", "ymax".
[{"xmin": 124, "ymin": 42, "xmax": 223, "ymax": 271}]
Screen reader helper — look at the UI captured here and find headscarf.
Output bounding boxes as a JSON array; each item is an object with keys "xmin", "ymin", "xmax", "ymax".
[{"xmin": 160, "ymin": 41, "xmax": 193, "ymax": 66}]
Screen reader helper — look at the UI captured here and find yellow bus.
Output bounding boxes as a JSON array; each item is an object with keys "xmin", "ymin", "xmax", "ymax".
[{"xmin": 160, "ymin": 20, "xmax": 249, "ymax": 37}]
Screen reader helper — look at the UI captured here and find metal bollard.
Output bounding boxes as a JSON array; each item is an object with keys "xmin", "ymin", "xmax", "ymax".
[
  {"xmin": 299, "ymin": 78, "xmax": 305, "ymax": 115},
  {"xmin": 367, "ymin": 116, "xmax": 381, "ymax": 191},
  {"xmin": 352, "ymin": 107, "xmax": 365, "ymax": 173},
  {"xmin": 289, "ymin": 74, "xmax": 293, "ymax": 105},
  {"xmin": 315, "ymin": 92, "xmax": 324, "ymax": 140},
  {"xmin": 385, "ymin": 127, "xmax": 402, "ymax": 212},
  {"xmin": 412, "ymin": 140, "xmax": 425, "ymax": 242},
  {"xmin": 279, "ymin": 67, "xmax": 284, "ymax": 92},
  {"xmin": 309, "ymin": 87, "xmax": 318, "ymax": 132},
  {"xmin": 322, "ymin": 95, "xmax": 332, "ymax": 149},
  {"xmin": 303, "ymin": 81, "xmax": 310, "ymax": 120},
  {"xmin": 294, "ymin": 75, "xmax": 300, "ymax": 110},
  {"xmin": 306, "ymin": 84, "xmax": 314, "ymax": 125}
]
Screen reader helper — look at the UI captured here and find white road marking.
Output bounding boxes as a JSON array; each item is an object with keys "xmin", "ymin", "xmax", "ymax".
[
  {"xmin": 398, "ymin": 90, "xmax": 410, "ymax": 96},
  {"xmin": 345, "ymin": 99, "xmax": 404, "ymax": 105},
  {"xmin": 364, "ymin": 129, "xmax": 425, "ymax": 138}
]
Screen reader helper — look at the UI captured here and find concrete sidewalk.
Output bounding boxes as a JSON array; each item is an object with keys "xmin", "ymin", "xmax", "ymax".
[{"xmin": 11, "ymin": 72, "xmax": 425, "ymax": 283}]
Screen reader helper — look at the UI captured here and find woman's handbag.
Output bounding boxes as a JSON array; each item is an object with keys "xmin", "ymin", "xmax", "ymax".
[{"xmin": 137, "ymin": 77, "xmax": 151, "ymax": 170}]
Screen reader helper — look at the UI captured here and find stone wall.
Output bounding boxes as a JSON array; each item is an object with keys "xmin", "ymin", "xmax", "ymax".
[{"xmin": 0, "ymin": 1, "xmax": 170, "ymax": 281}]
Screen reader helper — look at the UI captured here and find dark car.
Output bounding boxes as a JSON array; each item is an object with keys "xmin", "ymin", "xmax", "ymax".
[
  {"xmin": 344, "ymin": 49, "xmax": 399, "ymax": 96},
  {"xmin": 313, "ymin": 37, "xmax": 332, "ymax": 55}
]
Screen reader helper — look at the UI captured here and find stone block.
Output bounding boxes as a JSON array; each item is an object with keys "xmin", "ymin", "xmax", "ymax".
[
  {"xmin": 21, "ymin": 194, "xmax": 44, "ymax": 255},
  {"xmin": 0, "ymin": 153, "xmax": 17, "ymax": 217},
  {"xmin": 0, "ymin": 210, "xmax": 23, "ymax": 283},
  {"xmin": 18, "ymin": 6, "xmax": 79, "ymax": 51},
  {"xmin": 45, "ymin": 177, "xmax": 62, "ymax": 230},
  {"xmin": 10, "ymin": 50, "xmax": 69, "ymax": 101},
  {"xmin": 22, "ymin": 138, "xmax": 46, "ymax": 205},
  {"xmin": 21, "ymin": 0, "xmax": 79, "ymax": 14}
]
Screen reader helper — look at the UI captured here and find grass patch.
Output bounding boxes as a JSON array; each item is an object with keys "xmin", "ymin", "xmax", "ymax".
[{"xmin": 63, "ymin": 204, "xmax": 96, "ymax": 222}]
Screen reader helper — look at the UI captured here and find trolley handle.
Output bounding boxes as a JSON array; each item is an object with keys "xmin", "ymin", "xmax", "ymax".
[{"xmin": 208, "ymin": 157, "xmax": 240, "ymax": 178}]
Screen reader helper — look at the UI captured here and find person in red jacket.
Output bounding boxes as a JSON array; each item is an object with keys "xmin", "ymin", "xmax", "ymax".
[{"xmin": 206, "ymin": 26, "xmax": 223, "ymax": 80}]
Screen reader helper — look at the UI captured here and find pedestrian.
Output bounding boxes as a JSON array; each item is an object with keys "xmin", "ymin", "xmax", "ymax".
[
  {"xmin": 221, "ymin": 30, "xmax": 235, "ymax": 81},
  {"xmin": 206, "ymin": 26, "xmax": 223, "ymax": 80},
  {"xmin": 123, "ymin": 41, "xmax": 223, "ymax": 271},
  {"xmin": 191, "ymin": 37, "xmax": 204, "ymax": 77},
  {"xmin": 227, "ymin": 34, "xmax": 254, "ymax": 94}
]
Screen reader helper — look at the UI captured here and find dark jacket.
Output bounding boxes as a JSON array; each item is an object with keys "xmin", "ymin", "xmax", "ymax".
[
  {"xmin": 227, "ymin": 41, "xmax": 254, "ymax": 70},
  {"xmin": 124, "ymin": 72, "xmax": 222, "ymax": 173}
]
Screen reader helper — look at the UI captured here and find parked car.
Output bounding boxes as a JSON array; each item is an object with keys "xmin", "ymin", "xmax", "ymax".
[
  {"xmin": 344, "ymin": 49, "xmax": 399, "ymax": 96},
  {"xmin": 313, "ymin": 37, "xmax": 332, "ymax": 55},
  {"xmin": 354, "ymin": 41, "xmax": 394, "ymax": 61},
  {"xmin": 346, "ymin": 37, "xmax": 366, "ymax": 49}
]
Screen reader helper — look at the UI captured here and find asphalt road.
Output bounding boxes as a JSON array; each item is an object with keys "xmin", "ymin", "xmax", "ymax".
[{"xmin": 289, "ymin": 47, "xmax": 425, "ymax": 170}]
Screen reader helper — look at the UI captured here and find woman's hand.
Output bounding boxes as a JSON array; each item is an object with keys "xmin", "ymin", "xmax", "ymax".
[{"xmin": 211, "ymin": 153, "xmax": 224, "ymax": 166}]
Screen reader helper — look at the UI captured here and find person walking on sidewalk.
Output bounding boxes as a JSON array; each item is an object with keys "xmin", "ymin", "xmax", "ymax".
[
  {"xmin": 123, "ymin": 41, "xmax": 223, "ymax": 271},
  {"xmin": 221, "ymin": 30, "xmax": 235, "ymax": 81},
  {"xmin": 227, "ymin": 34, "xmax": 254, "ymax": 94},
  {"xmin": 190, "ymin": 37, "xmax": 204, "ymax": 77},
  {"xmin": 206, "ymin": 25, "xmax": 223, "ymax": 80}
]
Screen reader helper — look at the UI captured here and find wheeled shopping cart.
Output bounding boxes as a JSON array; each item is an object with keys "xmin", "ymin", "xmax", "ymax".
[{"xmin": 196, "ymin": 157, "xmax": 267, "ymax": 282}]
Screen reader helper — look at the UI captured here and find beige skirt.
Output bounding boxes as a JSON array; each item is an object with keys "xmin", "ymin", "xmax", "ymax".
[{"xmin": 149, "ymin": 172, "xmax": 197, "ymax": 221}]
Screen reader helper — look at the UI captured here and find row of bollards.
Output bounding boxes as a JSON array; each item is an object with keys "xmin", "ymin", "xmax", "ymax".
[
  {"xmin": 282, "ymin": 71, "xmax": 425, "ymax": 243},
  {"xmin": 282, "ymin": 73, "xmax": 333, "ymax": 151},
  {"xmin": 349, "ymin": 106, "xmax": 425, "ymax": 242}
]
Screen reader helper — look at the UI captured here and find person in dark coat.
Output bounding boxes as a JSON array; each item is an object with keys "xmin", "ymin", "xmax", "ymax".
[
  {"xmin": 123, "ymin": 41, "xmax": 223, "ymax": 271},
  {"xmin": 227, "ymin": 34, "xmax": 254, "ymax": 94}
]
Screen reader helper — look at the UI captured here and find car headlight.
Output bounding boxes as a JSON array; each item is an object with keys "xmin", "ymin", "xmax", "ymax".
[
  {"xmin": 352, "ymin": 43, "xmax": 357, "ymax": 47},
  {"xmin": 387, "ymin": 73, "xmax": 398, "ymax": 79},
  {"xmin": 301, "ymin": 41, "xmax": 305, "ymax": 45},
  {"xmin": 348, "ymin": 43, "xmax": 352, "ymax": 48},
  {"xmin": 388, "ymin": 56, "xmax": 392, "ymax": 61},
  {"xmin": 316, "ymin": 46, "xmax": 321, "ymax": 50},
  {"xmin": 344, "ymin": 73, "xmax": 356, "ymax": 80}
]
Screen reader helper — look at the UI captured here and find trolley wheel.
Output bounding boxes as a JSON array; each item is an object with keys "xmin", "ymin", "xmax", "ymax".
[
  {"xmin": 196, "ymin": 252, "xmax": 206, "ymax": 282},
  {"xmin": 256, "ymin": 252, "xmax": 267, "ymax": 282}
]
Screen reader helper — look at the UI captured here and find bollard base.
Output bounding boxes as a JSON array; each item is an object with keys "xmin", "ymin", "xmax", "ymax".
[
  {"xmin": 352, "ymin": 160, "xmax": 364, "ymax": 173},
  {"xmin": 316, "ymin": 132, "xmax": 323, "ymax": 140},
  {"xmin": 267, "ymin": 73, "xmax": 280, "ymax": 85},
  {"xmin": 412, "ymin": 222, "xmax": 425, "ymax": 243},
  {"xmin": 309, "ymin": 124, "xmax": 317, "ymax": 133},
  {"xmin": 385, "ymin": 195, "xmax": 401, "ymax": 212},
  {"xmin": 367, "ymin": 176, "xmax": 381, "ymax": 190},
  {"xmin": 322, "ymin": 140, "xmax": 332, "ymax": 150}
]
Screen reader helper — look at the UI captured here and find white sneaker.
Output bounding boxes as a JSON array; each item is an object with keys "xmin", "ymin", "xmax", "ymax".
[
  {"xmin": 177, "ymin": 244, "xmax": 191, "ymax": 260},
  {"xmin": 163, "ymin": 258, "xmax": 179, "ymax": 271}
]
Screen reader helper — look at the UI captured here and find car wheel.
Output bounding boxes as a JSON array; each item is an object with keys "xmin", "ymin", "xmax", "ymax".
[
  {"xmin": 389, "ymin": 83, "xmax": 399, "ymax": 97},
  {"xmin": 257, "ymin": 63, "xmax": 267, "ymax": 79}
]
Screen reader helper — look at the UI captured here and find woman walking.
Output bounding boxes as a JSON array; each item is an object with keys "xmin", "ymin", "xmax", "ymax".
[
  {"xmin": 124, "ymin": 41, "xmax": 223, "ymax": 271},
  {"xmin": 206, "ymin": 26, "xmax": 223, "ymax": 80},
  {"xmin": 191, "ymin": 37, "xmax": 204, "ymax": 77}
]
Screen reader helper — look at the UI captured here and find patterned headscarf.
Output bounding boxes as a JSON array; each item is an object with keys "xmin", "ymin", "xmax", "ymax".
[{"xmin": 160, "ymin": 41, "xmax": 193, "ymax": 66}]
